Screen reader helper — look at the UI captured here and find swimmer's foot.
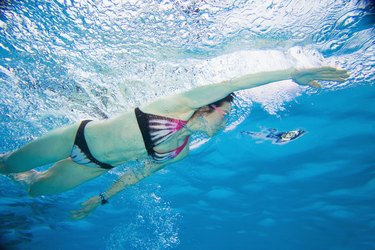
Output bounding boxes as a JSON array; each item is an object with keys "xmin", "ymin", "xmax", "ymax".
[{"xmin": 8, "ymin": 170, "xmax": 40, "ymax": 188}]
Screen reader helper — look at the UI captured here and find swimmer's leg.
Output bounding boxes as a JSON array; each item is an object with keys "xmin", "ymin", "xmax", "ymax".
[
  {"xmin": 241, "ymin": 131, "xmax": 256, "ymax": 136},
  {"xmin": 1, "ymin": 123, "xmax": 80, "ymax": 174},
  {"xmin": 28, "ymin": 159, "xmax": 107, "ymax": 197}
]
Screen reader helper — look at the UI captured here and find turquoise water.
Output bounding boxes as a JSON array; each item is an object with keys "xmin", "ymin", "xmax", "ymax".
[{"xmin": 1, "ymin": 1, "xmax": 374, "ymax": 249}]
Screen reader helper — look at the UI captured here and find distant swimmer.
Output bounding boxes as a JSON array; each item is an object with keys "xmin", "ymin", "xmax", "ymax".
[
  {"xmin": 0, "ymin": 66, "xmax": 349, "ymax": 220},
  {"xmin": 242, "ymin": 128, "xmax": 306, "ymax": 144}
]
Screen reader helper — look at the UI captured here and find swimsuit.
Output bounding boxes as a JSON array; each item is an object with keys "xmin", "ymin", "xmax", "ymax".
[
  {"xmin": 135, "ymin": 107, "xmax": 190, "ymax": 163},
  {"xmin": 70, "ymin": 108, "xmax": 190, "ymax": 168},
  {"xmin": 70, "ymin": 120, "xmax": 114, "ymax": 169}
]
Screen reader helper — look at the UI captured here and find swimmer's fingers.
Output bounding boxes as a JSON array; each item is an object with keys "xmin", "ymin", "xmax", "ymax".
[
  {"xmin": 318, "ymin": 67, "xmax": 349, "ymax": 75},
  {"xmin": 70, "ymin": 196, "xmax": 101, "ymax": 220},
  {"xmin": 315, "ymin": 69, "xmax": 350, "ymax": 81},
  {"xmin": 70, "ymin": 204, "xmax": 94, "ymax": 220},
  {"xmin": 70, "ymin": 206, "xmax": 96, "ymax": 220},
  {"xmin": 70, "ymin": 210, "xmax": 87, "ymax": 220},
  {"xmin": 292, "ymin": 67, "xmax": 349, "ymax": 88},
  {"xmin": 313, "ymin": 67, "xmax": 349, "ymax": 79},
  {"xmin": 70, "ymin": 208, "xmax": 88, "ymax": 220}
]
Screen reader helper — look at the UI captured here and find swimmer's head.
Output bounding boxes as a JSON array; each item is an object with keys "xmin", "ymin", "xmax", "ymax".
[
  {"xmin": 280, "ymin": 129, "xmax": 305, "ymax": 141},
  {"xmin": 190, "ymin": 93, "xmax": 235, "ymax": 136},
  {"xmin": 206, "ymin": 93, "xmax": 235, "ymax": 114}
]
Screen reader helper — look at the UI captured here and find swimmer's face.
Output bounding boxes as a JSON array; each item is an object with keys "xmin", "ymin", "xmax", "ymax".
[
  {"xmin": 202, "ymin": 102, "xmax": 231, "ymax": 136},
  {"xmin": 280, "ymin": 130, "xmax": 304, "ymax": 141},
  {"xmin": 281, "ymin": 131, "xmax": 298, "ymax": 140}
]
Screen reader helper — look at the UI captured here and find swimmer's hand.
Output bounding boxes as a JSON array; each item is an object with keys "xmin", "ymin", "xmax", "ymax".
[
  {"xmin": 291, "ymin": 67, "xmax": 349, "ymax": 88},
  {"xmin": 70, "ymin": 195, "xmax": 102, "ymax": 220}
]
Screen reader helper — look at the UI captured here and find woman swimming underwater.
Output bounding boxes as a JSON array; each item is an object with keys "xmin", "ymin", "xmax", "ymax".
[{"xmin": 0, "ymin": 66, "xmax": 349, "ymax": 219}]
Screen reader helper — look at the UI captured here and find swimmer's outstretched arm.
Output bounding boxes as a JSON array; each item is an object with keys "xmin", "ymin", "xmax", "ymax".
[
  {"xmin": 70, "ymin": 161, "xmax": 164, "ymax": 220},
  {"xmin": 175, "ymin": 67, "xmax": 349, "ymax": 109}
]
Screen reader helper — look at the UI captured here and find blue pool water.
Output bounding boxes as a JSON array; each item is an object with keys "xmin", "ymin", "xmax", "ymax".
[{"xmin": 0, "ymin": 1, "xmax": 374, "ymax": 249}]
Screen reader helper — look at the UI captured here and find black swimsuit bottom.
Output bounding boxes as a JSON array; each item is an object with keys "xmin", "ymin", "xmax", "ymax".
[{"xmin": 71, "ymin": 120, "xmax": 114, "ymax": 169}]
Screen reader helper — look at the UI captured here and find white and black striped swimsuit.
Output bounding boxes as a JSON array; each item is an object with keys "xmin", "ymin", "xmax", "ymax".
[{"xmin": 135, "ymin": 108, "xmax": 190, "ymax": 163}]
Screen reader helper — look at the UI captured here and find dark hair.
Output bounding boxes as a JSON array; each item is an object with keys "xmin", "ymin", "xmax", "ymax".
[
  {"xmin": 205, "ymin": 93, "xmax": 235, "ymax": 114},
  {"xmin": 191, "ymin": 93, "xmax": 236, "ymax": 118},
  {"xmin": 210, "ymin": 93, "xmax": 235, "ymax": 107}
]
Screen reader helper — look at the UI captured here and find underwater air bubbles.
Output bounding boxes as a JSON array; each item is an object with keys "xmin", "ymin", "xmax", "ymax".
[
  {"xmin": 0, "ymin": 0, "xmax": 374, "ymax": 139},
  {"xmin": 313, "ymin": 24, "xmax": 333, "ymax": 45},
  {"xmin": 106, "ymin": 186, "xmax": 181, "ymax": 249},
  {"xmin": 335, "ymin": 8, "xmax": 364, "ymax": 30}
]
